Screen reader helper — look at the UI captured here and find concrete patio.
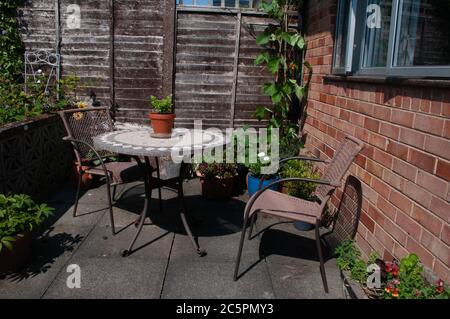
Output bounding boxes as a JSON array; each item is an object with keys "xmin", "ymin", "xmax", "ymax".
[{"xmin": 0, "ymin": 179, "xmax": 344, "ymax": 299}]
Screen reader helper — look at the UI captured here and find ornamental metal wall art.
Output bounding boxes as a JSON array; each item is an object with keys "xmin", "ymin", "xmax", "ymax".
[{"xmin": 24, "ymin": 50, "xmax": 61, "ymax": 105}]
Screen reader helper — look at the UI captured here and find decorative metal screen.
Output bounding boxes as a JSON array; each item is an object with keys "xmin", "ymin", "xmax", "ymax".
[{"xmin": 24, "ymin": 50, "xmax": 61, "ymax": 104}]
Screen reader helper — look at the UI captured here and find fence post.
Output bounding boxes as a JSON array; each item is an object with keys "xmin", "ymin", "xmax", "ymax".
[
  {"xmin": 163, "ymin": 0, "xmax": 176, "ymax": 99},
  {"xmin": 230, "ymin": 11, "xmax": 242, "ymax": 128}
]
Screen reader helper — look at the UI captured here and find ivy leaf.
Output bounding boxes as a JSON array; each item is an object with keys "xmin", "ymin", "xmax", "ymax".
[
  {"xmin": 254, "ymin": 51, "xmax": 269, "ymax": 65},
  {"xmin": 263, "ymin": 83, "xmax": 277, "ymax": 96},
  {"xmin": 254, "ymin": 106, "xmax": 268, "ymax": 120},
  {"xmin": 267, "ymin": 57, "xmax": 281, "ymax": 74},
  {"xmin": 295, "ymin": 85, "xmax": 306, "ymax": 101},
  {"xmin": 256, "ymin": 31, "xmax": 271, "ymax": 45},
  {"xmin": 297, "ymin": 37, "xmax": 306, "ymax": 50}
]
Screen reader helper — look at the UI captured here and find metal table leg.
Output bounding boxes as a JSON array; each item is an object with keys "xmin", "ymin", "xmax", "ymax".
[{"xmin": 122, "ymin": 157, "xmax": 153, "ymax": 257}]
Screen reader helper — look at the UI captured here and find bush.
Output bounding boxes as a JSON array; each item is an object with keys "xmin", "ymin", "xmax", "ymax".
[
  {"xmin": 279, "ymin": 159, "xmax": 321, "ymax": 200},
  {"xmin": 0, "ymin": 194, "xmax": 54, "ymax": 252},
  {"xmin": 197, "ymin": 162, "xmax": 237, "ymax": 179},
  {"xmin": 150, "ymin": 95, "xmax": 172, "ymax": 114}
]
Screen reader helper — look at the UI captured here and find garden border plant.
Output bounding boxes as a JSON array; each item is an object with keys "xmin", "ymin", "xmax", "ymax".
[{"xmin": 335, "ymin": 240, "xmax": 450, "ymax": 299}]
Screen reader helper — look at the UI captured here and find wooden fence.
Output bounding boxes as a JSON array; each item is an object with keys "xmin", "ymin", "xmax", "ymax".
[{"xmin": 20, "ymin": 1, "xmax": 292, "ymax": 128}]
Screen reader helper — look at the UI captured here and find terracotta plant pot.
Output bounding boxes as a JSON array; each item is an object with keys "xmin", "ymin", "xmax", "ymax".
[
  {"xmin": 149, "ymin": 113, "xmax": 176, "ymax": 135},
  {"xmin": 71, "ymin": 161, "xmax": 93, "ymax": 190},
  {"xmin": 197, "ymin": 172, "xmax": 234, "ymax": 199},
  {"xmin": 0, "ymin": 232, "xmax": 32, "ymax": 274}
]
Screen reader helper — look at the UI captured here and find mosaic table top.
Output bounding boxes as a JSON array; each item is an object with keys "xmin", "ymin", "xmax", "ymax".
[{"xmin": 93, "ymin": 128, "xmax": 228, "ymax": 158}]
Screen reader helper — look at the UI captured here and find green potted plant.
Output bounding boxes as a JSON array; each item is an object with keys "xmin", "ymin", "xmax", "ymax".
[
  {"xmin": 280, "ymin": 159, "xmax": 321, "ymax": 230},
  {"xmin": 196, "ymin": 161, "xmax": 237, "ymax": 199},
  {"xmin": 149, "ymin": 95, "xmax": 175, "ymax": 136},
  {"xmin": 247, "ymin": 152, "xmax": 280, "ymax": 197},
  {"xmin": 0, "ymin": 194, "xmax": 54, "ymax": 273}
]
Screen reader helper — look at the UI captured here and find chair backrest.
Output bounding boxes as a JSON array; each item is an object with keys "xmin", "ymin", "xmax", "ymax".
[
  {"xmin": 58, "ymin": 107, "xmax": 116, "ymax": 163},
  {"xmin": 315, "ymin": 136, "xmax": 365, "ymax": 208}
]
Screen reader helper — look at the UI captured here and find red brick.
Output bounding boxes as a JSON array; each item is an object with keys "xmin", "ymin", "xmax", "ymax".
[
  {"xmin": 355, "ymin": 233, "xmax": 372, "ymax": 257},
  {"xmin": 383, "ymin": 169, "xmax": 406, "ymax": 190},
  {"xmin": 360, "ymin": 212, "xmax": 375, "ymax": 233},
  {"xmin": 355, "ymin": 154, "xmax": 366, "ymax": 168},
  {"xmin": 396, "ymin": 211, "xmax": 422, "ymax": 237},
  {"xmin": 402, "ymin": 181, "xmax": 432, "ymax": 209},
  {"xmin": 373, "ymin": 148, "xmax": 393, "ymax": 168},
  {"xmin": 433, "ymin": 260, "xmax": 450, "ymax": 283},
  {"xmin": 372, "ymin": 106, "xmax": 391, "ymax": 121},
  {"xmin": 393, "ymin": 243, "xmax": 409, "ymax": 260},
  {"xmin": 366, "ymin": 159, "xmax": 383, "ymax": 178},
  {"xmin": 374, "ymin": 225, "xmax": 395, "ymax": 251},
  {"xmin": 376, "ymin": 196, "xmax": 397, "ymax": 221},
  {"xmin": 444, "ymin": 120, "xmax": 450, "ymax": 139},
  {"xmin": 412, "ymin": 205, "xmax": 443, "ymax": 237},
  {"xmin": 383, "ymin": 249, "xmax": 394, "ymax": 262},
  {"xmin": 383, "ymin": 217, "xmax": 407, "ymax": 246},
  {"xmin": 392, "ymin": 158, "xmax": 417, "ymax": 181},
  {"xmin": 391, "ymin": 109, "xmax": 414, "ymax": 127},
  {"xmin": 436, "ymin": 160, "xmax": 450, "ymax": 181},
  {"xmin": 406, "ymin": 237, "xmax": 434, "ymax": 269},
  {"xmin": 371, "ymin": 177, "xmax": 391, "ymax": 199},
  {"xmin": 424, "ymin": 135, "xmax": 450, "ymax": 161},
  {"xmin": 389, "ymin": 190, "xmax": 413, "ymax": 214},
  {"xmin": 408, "ymin": 149, "xmax": 436, "ymax": 174},
  {"xmin": 416, "ymin": 170, "xmax": 448, "ymax": 200},
  {"xmin": 399, "ymin": 128, "xmax": 425, "ymax": 148},
  {"xmin": 364, "ymin": 117, "xmax": 380, "ymax": 132},
  {"xmin": 420, "ymin": 230, "xmax": 450, "ymax": 265},
  {"xmin": 442, "ymin": 224, "xmax": 450, "ymax": 246},
  {"xmin": 386, "ymin": 141, "xmax": 408, "ymax": 161},
  {"xmin": 429, "ymin": 196, "xmax": 450, "ymax": 222},
  {"xmin": 379, "ymin": 122, "xmax": 400, "ymax": 139},
  {"xmin": 414, "ymin": 114, "xmax": 444, "ymax": 136},
  {"xmin": 339, "ymin": 109, "xmax": 350, "ymax": 121},
  {"xmin": 369, "ymin": 133, "xmax": 387, "ymax": 150}
]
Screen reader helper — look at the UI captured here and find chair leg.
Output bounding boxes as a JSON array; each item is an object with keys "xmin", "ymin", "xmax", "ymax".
[
  {"xmin": 315, "ymin": 224, "xmax": 329, "ymax": 293},
  {"xmin": 73, "ymin": 171, "xmax": 83, "ymax": 217},
  {"xmin": 112, "ymin": 185, "xmax": 117, "ymax": 202},
  {"xmin": 106, "ymin": 183, "xmax": 116, "ymax": 236},
  {"xmin": 247, "ymin": 213, "xmax": 257, "ymax": 240},
  {"xmin": 158, "ymin": 186, "xmax": 163, "ymax": 212},
  {"xmin": 234, "ymin": 214, "xmax": 249, "ymax": 281}
]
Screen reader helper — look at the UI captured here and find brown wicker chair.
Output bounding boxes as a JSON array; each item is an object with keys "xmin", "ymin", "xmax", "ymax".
[
  {"xmin": 59, "ymin": 107, "xmax": 147, "ymax": 235},
  {"xmin": 233, "ymin": 135, "xmax": 364, "ymax": 293}
]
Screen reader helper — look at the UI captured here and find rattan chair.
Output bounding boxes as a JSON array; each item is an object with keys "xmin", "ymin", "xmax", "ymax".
[
  {"xmin": 59, "ymin": 107, "xmax": 148, "ymax": 235},
  {"xmin": 233, "ymin": 135, "xmax": 364, "ymax": 293}
]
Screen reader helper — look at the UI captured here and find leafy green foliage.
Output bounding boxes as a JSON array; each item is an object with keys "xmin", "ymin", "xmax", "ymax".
[
  {"xmin": 0, "ymin": 1, "xmax": 80, "ymax": 126},
  {"xmin": 150, "ymin": 95, "xmax": 173, "ymax": 114},
  {"xmin": 197, "ymin": 162, "xmax": 237, "ymax": 179},
  {"xmin": 0, "ymin": 194, "xmax": 54, "ymax": 252},
  {"xmin": 279, "ymin": 160, "xmax": 320, "ymax": 200},
  {"xmin": 335, "ymin": 240, "xmax": 361, "ymax": 272},
  {"xmin": 253, "ymin": 0, "xmax": 312, "ymax": 140}
]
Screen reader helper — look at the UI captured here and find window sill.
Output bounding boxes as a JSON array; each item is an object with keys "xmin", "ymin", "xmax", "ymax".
[{"xmin": 323, "ymin": 75, "xmax": 450, "ymax": 89}]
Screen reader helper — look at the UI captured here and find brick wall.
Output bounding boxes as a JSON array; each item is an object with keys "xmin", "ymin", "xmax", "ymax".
[{"xmin": 303, "ymin": 0, "xmax": 450, "ymax": 281}]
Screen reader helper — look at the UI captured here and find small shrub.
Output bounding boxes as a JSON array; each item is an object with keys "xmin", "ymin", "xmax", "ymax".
[
  {"xmin": 150, "ymin": 95, "xmax": 173, "ymax": 114},
  {"xmin": 0, "ymin": 194, "xmax": 54, "ymax": 252},
  {"xmin": 280, "ymin": 159, "xmax": 321, "ymax": 200}
]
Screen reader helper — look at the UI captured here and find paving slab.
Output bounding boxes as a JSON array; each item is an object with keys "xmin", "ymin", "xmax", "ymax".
[
  {"xmin": 0, "ymin": 225, "xmax": 90, "ymax": 299},
  {"xmin": 161, "ymin": 259, "xmax": 274, "ymax": 299},
  {"xmin": 42, "ymin": 256, "xmax": 167, "ymax": 299}
]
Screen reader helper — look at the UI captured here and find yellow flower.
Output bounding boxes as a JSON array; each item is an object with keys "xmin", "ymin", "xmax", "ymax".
[
  {"xmin": 76, "ymin": 101, "xmax": 88, "ymax": 109},
  {"xmin": 73, "ymin": 112, "xmax": 84, "ymax": 121}
]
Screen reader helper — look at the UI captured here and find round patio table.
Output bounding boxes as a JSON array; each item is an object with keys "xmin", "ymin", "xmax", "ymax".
[{"xmin": 93, "ymin": 128, "xmax": 227, "ymax": 257}]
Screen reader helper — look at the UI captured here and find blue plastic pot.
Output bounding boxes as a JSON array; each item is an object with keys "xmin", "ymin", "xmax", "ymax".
[
  {"xmin": 247, "ymin": 174, "xmax": 279, "ymax": 197},
  {"xmin": 294, "ymin": 221, "xmax": 316, "ymax": 231}
]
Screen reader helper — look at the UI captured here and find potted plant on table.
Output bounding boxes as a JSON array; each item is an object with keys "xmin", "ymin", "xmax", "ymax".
[
  {"xmin": 280, "ymin": 159, "xmax": 321, "ymax": 230},
  {"xmin": 149, "ymin": 95, "xmax": 175, "ymax": 136},
  {"xmin": 247, "ymin": 152, "xmax": 280, "ymax": 197},
  {"xmin": 0, "ymin": 194, "xmax": 54, "ymax": 274},
  {"xmin": 196, "ymin": 161, "xmax": 237, "ymax": 199}
]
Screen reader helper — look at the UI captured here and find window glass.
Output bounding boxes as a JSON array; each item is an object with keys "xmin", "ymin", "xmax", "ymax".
[
  {"xmin": 394, "ymin": 0, "xmax": 450, "ymax": 67},
  {"xmin": 362, "ymin": 0, "xmax": 393, "ymax": 68},
  {"xmin": 334, "ymin": 0, "xmax": 351, "ymax": 69}
]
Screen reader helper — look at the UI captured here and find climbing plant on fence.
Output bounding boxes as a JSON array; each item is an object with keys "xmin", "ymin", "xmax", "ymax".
[{"xmin": 253, "ymin": 0, "xmax": 312, "ymax": 140}]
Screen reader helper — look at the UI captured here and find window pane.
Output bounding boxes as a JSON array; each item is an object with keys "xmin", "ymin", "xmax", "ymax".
[
  {"xmin": 362, "ymin": 0, "xmax": 393, "ymax": 68},
  {"xmin": 334, "ymin": 0, "xmax": 351, "ymax": 69},
  {"xmin": 394, "ymin": 0, "xmax": 450, "ymax": 66}
]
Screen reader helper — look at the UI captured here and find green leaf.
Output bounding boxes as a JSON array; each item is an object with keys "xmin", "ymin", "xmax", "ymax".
[
  {"xmin": 262, "ymin": 83, "xmax": 277, "ymax": 96},
  {"xmin": 295, "ymin": 86, "xmax": 306, "ymax": 101},
  {"xmin": 254, "ymin": 106, "xmax": 267, "ymax": 120},
  {"xmin": 256, "ymin": 31, "xmax": 271, "ymax": 45},
  {"xmin": 297, "ymin": 37, "xmax": 306, "ymax": 50},
  {"xmin": 267, "ymin": 57, "xmax": 281, "ymax": 74},
  {"xmin": 254, "ymin": 51, "xmax": 269, "ymax": 65}
]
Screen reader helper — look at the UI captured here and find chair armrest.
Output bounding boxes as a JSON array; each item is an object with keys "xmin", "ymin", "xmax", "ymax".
[
  {"xmin": 63, "ymin": 137, "xmax": 111, "ymax": 182},
  {"xmin": 280, "ymin": 156, "xmax": 331, "ymax": 166},
  {"xmin": 244, "ymin": 177, "xmax": 340, "ymax": 219}
]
